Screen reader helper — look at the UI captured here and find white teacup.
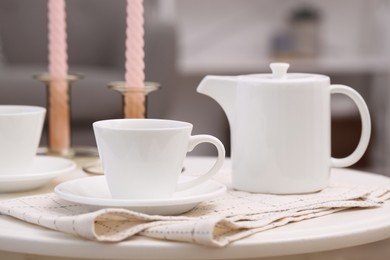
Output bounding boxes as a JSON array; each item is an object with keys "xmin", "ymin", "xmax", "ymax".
[
  {"xmin": 0, "ymin": 105, "xmax": 46, "ymax": 174},
  {"xmin": 93, "ymin": 119, "xmax": 225, "ymax": 200}
]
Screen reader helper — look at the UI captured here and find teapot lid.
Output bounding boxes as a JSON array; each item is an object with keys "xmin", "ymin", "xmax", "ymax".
[
  {"xmin": 270, "ymin": 63, "xmax": 290, "ymax": 79},
  {"xmin": 244, "ymin": 62, "xmax": 328, "ymax": 82}
]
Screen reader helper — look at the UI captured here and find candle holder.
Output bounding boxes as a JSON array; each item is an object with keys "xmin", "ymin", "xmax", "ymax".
[
  {"xmin": 34, "ymin": 73, "xmax": 98, "ymax": 158},
  {"xmin": 82, "ymin": 81, "xmax": 160, "ymax": 174},
  {"xmin": 108, "ymin": 81, "xmax": 160, "ymax": 118}
]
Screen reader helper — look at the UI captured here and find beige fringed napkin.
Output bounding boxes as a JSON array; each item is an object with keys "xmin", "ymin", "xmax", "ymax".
[{"xmin": 1, "ymin": 181, "xmax": 390, "ymax": 247}]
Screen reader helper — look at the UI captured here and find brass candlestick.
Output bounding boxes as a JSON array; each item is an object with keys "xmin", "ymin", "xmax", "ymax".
[
  {"xmin": 108, "ymin": 81, "xmax": 160, "ymax": 118},
  {"xmin": 34, "ymin": 73, "xmax": 98, "ymax": 158}
]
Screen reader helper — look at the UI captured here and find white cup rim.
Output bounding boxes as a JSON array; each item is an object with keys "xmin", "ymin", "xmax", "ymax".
[
  {"xmin": 0, "ymin": 105, "xmax": 46, "ymax": 116},
  {"xmin": 93, "ymin": 118, "xmax": 193, "ymax": 131}
]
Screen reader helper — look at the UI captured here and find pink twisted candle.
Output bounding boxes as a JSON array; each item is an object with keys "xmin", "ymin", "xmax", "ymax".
[
  {"xmin": 48, "ymin": 0, "xmax": 70, "ymax": 153},
  {"xmin": 48, "ymin": 0, "xmax": 68, "ymax": 78},
  {"xmin": 124, "ymin": 0, "xmax": 145, "ymax": 118}
]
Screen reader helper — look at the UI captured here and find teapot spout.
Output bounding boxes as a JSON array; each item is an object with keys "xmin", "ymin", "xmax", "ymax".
[{"xmin": 197, "ymin": 75, "xmax": 237, "ymax": 126}]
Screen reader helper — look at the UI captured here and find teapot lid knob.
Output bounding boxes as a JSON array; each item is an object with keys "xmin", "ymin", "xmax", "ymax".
[{"xmin": 270, "ymin": 62, "xmax": 290, "ymax": 79}]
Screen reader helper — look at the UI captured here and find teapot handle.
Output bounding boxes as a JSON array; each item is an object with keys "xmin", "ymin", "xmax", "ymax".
[{"xmin": 330, "ymin": 85, "xmax": 371, "ymax": 167}]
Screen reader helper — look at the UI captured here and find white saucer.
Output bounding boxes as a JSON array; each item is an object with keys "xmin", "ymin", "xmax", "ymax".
[
  {"xmin": 0, "ymin": 156, "xmax": 76, "ymax": 193},
  {"xmin": 55, "ymin": 176, "xmax": 227, "ymax": 215}
]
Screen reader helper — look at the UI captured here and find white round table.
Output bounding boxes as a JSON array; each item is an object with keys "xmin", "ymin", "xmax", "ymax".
[{"xmin": 1, "ymin": 156, "xmax": 390, "ymax": 260}]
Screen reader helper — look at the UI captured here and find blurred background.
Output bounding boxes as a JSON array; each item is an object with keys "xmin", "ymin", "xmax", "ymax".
[{"xmin": 0, "ymin": 0, "xmax": 389, "ymax": 175}]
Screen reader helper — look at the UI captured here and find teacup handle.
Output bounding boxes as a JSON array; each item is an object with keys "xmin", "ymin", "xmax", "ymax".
[
  {"xmin": 176, "ymin": 135, "xmax": 225, "ymax": 191},
  {"xmin": 330, "ymin": 85, "xmax": 371, "ymax": 167}
]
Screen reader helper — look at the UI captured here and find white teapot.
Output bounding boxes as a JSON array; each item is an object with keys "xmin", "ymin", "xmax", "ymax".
[{"xmin": 197, "ymin": 63, "xmax": 371, "ymax": 194}]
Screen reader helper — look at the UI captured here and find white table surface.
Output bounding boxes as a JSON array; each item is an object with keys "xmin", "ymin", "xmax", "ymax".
[{"xmin": 1, "ymin": 156, "xmax": 390, "ymax": 260}]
